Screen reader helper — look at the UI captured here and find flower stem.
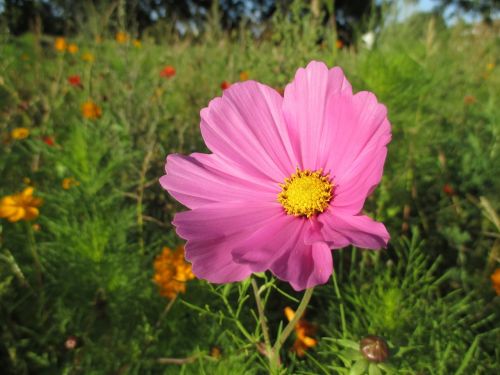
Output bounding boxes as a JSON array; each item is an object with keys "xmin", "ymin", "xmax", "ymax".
[
  {"xmin": 270, "ymin": 287, "xmax": 314, "ymax": 372},
  {"xmin": 251, "ymin": 278, "xmax": 272, "ymax": 355},
  {"xmin": 26, "ymin": 222, "xmax": 43, "ymax": 287}
]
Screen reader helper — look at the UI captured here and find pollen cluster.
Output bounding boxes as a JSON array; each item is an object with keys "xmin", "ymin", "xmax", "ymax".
[{"xmin": 278, "ymin": 168, "xmax": 333, "ymax": 218}]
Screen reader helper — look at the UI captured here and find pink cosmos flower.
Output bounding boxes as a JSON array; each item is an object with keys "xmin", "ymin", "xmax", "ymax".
[{"xmin": 160, "ymin": 61, "xmax": 391, "ymax": 291}]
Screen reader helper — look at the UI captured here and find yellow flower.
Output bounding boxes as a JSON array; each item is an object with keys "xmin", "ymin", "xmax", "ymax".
[
  {"xmin": 11, "ymin": 127, "xmax": 30, "ymax": 140},
  {"xmin": 239, "ymin": 71, "xmax": 249, "ymax": 81},
  {"xmin": 153, "ymin": 245, "xmax": 195, "ymax": 299},
  {"xmin": 54, "ymin": 37, "xmax": 66, "ymax": 52},
  {"xmin": 486, "ymin": 62, "xmax": 495, "ymax": 72},
  {"xmin": 115, "ymin": 31, "xmax": 129, "ymax": 44},
  {"xmin": 0, "ymin": 187, "xmax": 42, "ymax": 222},
  {"xmin": 67, "ymin": 43, "xmax": 78, "ymax": 54},
  {"xmin": 82, "ymin": 52, "xmax": 95, "ymax": 62},
  {"xmin": 133, "ymin": 39, "xmax": 142, "ymax": 48},
  {"xmin": 62, "ymin": 177, "xmax": 80, "ymax": 190},
  {"xmin": 81, "ymin": 101, "xmax": 102, "ymax": 120},
  {"xmin": 491, "ymin": 268, "xmax": 500, "ymax": 295},
  {"xmin": 284, "ymin": 307, "xmax": 317, "ymax": 357}
]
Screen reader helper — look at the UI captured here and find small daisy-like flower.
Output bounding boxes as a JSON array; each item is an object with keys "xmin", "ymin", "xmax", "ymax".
[
  {"xmin": 160, "ymin": 66, "xmax": 176, "ymax": 79},
  {"xmin": 54, "ymin": 37, "xmax": 66, "ymax": 52},
  {"xmin": 62, "ymin": 177, "xmax": 80, "ymax": 190},
  {"xmin": 153, "ymin": 245, "xmax": 195, "ymax": 299},
  {"xmin": 239, "ymin": 71, "xmax": 249, "ymax": 81},
  {"xmin": 221, "ymin": 81, "xmax": 231, "ymax": 90},
  {"xmin": 160, "ymin": 61, "xmax": 391, "ymax": 290},
  {"xmin": 0, "ymin": 187, "xmax": 43, "ymax": 222},
  {"xmin": 284, "ymin": 307, "xmax": 317, "ymax": 357},
  {"xmin": 11, "ymin": 127, "xmax": 30, "ymax": 140},
  {"xmin": 68, "ymin": 75, "xmax": 82, "ymax": 87},
  {"xmin": 67, "ymin": 43, "xmax": 78, "ymax": 54},
  {"xmin": 81, "ymin": 101, "xmax": 102, "ymax": 120},
  {"xmin": 491, "ymin": 268, "xmax": 500, "ymax": 295},
  {"xmin": 115, "ymin": 31, "xmax": 129, "ymax": 44},
  {"xmin": 82, "ymin": 52, "xmax": 95, "ymax": 62}
]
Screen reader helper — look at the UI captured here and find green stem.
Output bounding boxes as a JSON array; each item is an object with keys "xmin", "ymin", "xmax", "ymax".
[
  {"xmin": 271, "ymin": 287, "xmax": 314, "ymax": 372},
  {"xmin": 251, "ymin": 278, "xmax": 272, "ymax": 357},
  {"xmin": 26, "ymin": 223, "xmax": 42, "ymax": 287},
  {"xmin": 332, "ymin": 271, "xmax": 346, "ymax": 337}
]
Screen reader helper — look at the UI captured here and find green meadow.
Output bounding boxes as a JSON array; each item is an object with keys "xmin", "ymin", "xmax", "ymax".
[{"xmin": 0, "ymin": 4, "xmax": 499, "ymax": 374}]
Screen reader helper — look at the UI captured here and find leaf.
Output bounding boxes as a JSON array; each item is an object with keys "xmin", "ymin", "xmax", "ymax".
[
  {"xmin": 350, "ymin": 359, "xmax": 369, "ymax": 375},
  {"xmin": 369, "ymin": 363, "xmax": 382, "ymax": 375}
]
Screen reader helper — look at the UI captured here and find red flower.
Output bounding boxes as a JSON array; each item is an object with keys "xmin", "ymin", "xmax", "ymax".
[
  {"xmin": 68, "ymin": 75, "xmax": 82, "ymax": 88},
  {"xmin": 42, "ymin": 136, "xmax": 55, "ymax": 146},
  {"xmin": 443, "ymin": 184, "xmax": 454, "ymax": 196},
  {"xmin": 160, "ymin": 66, "xmax": 176, "ymax": 79},
  {"xmin": 221, "ymin": 81, "xmax": 231, "ymax": 90}
]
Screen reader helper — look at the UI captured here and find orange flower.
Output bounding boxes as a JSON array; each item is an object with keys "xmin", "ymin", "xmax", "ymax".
[
  {"xmin": 54, "ymin": 37, "xmax": 66, "ymax": 52},
  {"xmin": 284, "ymin": 307, "xmax": 317, "ymax": 357},
  {"xmin": 239, "ymin": 71, "xmax": 249, "ymax": 81},
  {"xmin": 221, "ymin": 81, "xmax": 231, "ymax": 90},
  {"xmin": 67, "ymin": 43, "xmax": 78, "ymax": 54},
  {"xmin": 153, "ymin": 245, "xmax": 195, "ymax": 299},
  {"xmin": 160, "ymin": 65, "xmax": 176, "ymax": 79},
  {"xmin": 62, "ymin": 177, "xmax": 80, "ymax": 190},
  {"xmin": 81, "ymin": 101, "xmax": 102, "ymax": 120},
  {"xmin": 491, "ymin": 268, "xmax": 500, "ymax": 295},
  {"xmin": 11, "ymin": 128, "xmax": 30, "ymax": 140},
  {"xmin": 442, "ymin": 184, "xmax": 454, "ymax": 196},
  {"xmin": 335, "ymin": 39, "xmax": 344, "ymax": 49},
  {"xmin": 133, "ymin": 39, "xmax": 142, "ymax": 48},
  {"xmin": 42, "ymin": 136, "xmax": 55, "ymax": 146},
  {"xmin": 0, "ymin": 187, "xmax": 42, "ymax": 222},
  {"xmin": 115, "ymin": 31, "xmax": 129, "ymax": 44}
]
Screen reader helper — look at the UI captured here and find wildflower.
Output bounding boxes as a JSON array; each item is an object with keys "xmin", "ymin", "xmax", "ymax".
[
  {"xmin": 360, "ymin": 335, "xmax": 389, "ymax": 363},
  {"xmin": 62, "ymin": 177, "xmax": 80, "ymax": 190},
  {"xmin": 153, "ymin": 245, "xmax": 195, "ymax": 299},
  {"xmin": 335, "ymin": 39, "xmax": 344, "ymax": 49},
  {"xmin": 221, "ymin": 81, "xmax": 231, "ymax": 90},
  {"xmin": 210, "ymin": 345, "xmax": 222, "ymax": 359},
  {"xmin": 491, "ymin": 268, "xmax": 500, "ymax": 295},
  {"xmin": 0, "ymin": 187, "xmax": 42, "ymax": 222},
  {"xmin": 81, "ymin": 101, "xmax": 102, "ymax": 120},
  {"xmin": 284, "ymin": 307, "xmax": 317, "ymax": 357},
  {"xmin": 160, "ymin": 66, "xmax": 176, "ymax": 79},
  {"xmin": 54, "ymin": 37, "xmax": 66, "ymax": 52},
  {"xmin": 486, "ymin": 62, "xmax": 495, "ymax": 72},
  {"xmin": 23, "ymin": 177, "xmax": 32, "ymax": 185},
  {"xmin": 443, "ymin": 184, "xmax": 454, "ymax": 196},
  {"xmin": 115, "ymin": 31, "xmax": 128, "ymax": 44},
  {"xmin": 82, "ymin": 52, "xmax": 95, "ymax": 62},
  {"xmin": 68, "ymin": 75, "xmax": 82, "ymax": 87},
  {"xmin": 239, "ymin": 71, "xmax": 249, "ymax": 81},
  {"xmin": 463, "ymin": 95, "xmax": 476, "ymax": 105},
  {"xmin": 32, "ymin": 223, "xmax": 41, "ymax": 231},
  {"xmin": 133, "ymin": 39, "xmax": 142, "ymax": 48},
  {"xmin": 160, "ymin": 61, "xmax": 391, "ymax": 290},
  {"xmin": 67, "ymin": 43, "xmax": 78, "ymax": 54},
  {"xmin": 42, "ymin": 136, "xmax": 55, "ymax": 146},
  {"xmin": 11, "ymin": 128, "xmax": 30, "ymax": 140},
  {"xmin": 64, "ymin": 336, "xmax": 78, "ymax": 350}
]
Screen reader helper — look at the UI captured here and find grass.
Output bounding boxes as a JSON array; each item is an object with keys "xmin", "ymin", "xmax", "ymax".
[{"xmin": 0, "ymin": 5, "xmax": 499, "ymax": 375}]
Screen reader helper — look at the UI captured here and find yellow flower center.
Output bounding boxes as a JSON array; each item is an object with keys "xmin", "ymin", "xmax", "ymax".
[{"xmin": 278, "ymin": 168, "xmax": 333, "ymax": 218}]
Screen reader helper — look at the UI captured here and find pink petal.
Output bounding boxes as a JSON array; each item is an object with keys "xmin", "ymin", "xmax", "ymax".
[
  {"xmin": 282, "ymin": 61, "xmax": 352, "ymax": 169},
  {"xmin": 160, "ymin": 153, "xmax": 277, "ymax": 209},
  {"xmin": 319, "ymin": 210, "xmax": 389, "ymax": 249},
  {"xmin": 173, "ymin": 202, "xmax": 283, "ymax": 283},
  {"xmin": 270, "ymin": 239, "xmax": 333, "ymax": 291},
  {"xmin": 200, "ymin": 81, "xmax": 298, "ymax": 183},
  {"xmin": 231, "ymin": 215, "xmax": 306, "ymax": 271},
  {"xmin": 321, "ymin": 91, "xmax": 391, "ymax": 177},
  {"xmin": 331, "ymin": 146, "xmax": 388, "ymax": 215}
]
